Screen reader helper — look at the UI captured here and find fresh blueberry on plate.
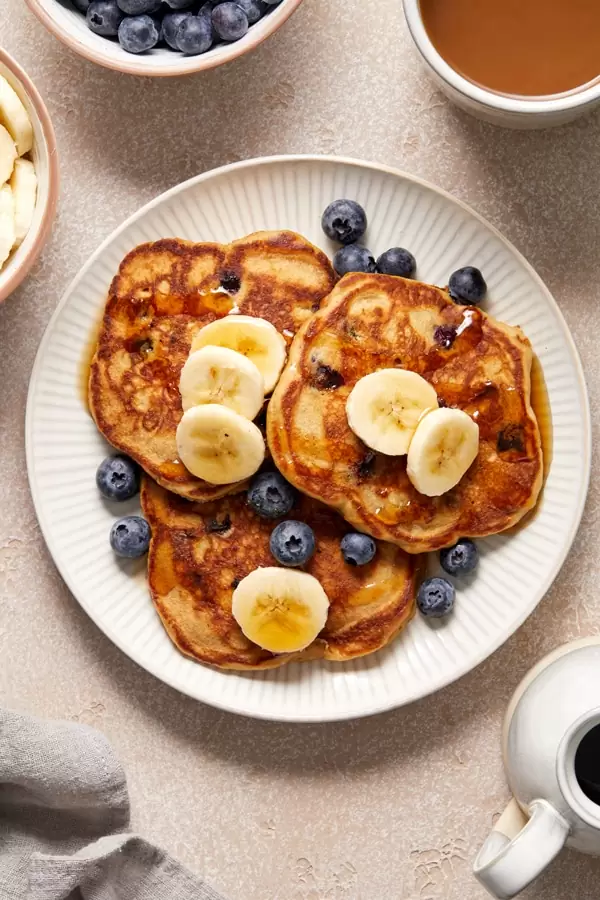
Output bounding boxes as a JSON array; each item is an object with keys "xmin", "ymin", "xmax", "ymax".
[
  {"xmin": 86, "ymin": 0, "xmax": 124, "ymax": 36},
  {"xmin": 248, "ymin": 471, "xmax": 297, "ymax": 519},
  {"xmin": 340, "ymin": 532, "xmax": 376, "ymax": 566},
  {"xmin": 118, "ymin": 14, "xmax": 160, "ymax": 52},
  {"xmin": 110, "ymin": 516, "xmax": 152, "ymax": 559},
  {"xmin": 440, "ymin": 538, "xmax": 479, "ymax": 576},
  {"xmin": 448, "ymin": 266, "xmax": 487, "ymax": 305},
  {"xmin": 212, "ymin": 2, "xmax": 249, "ymax": 41},
  {"xmin": 96, "ymin": 455, "xmax": 140, "ymax": 502},
  {"xmin": 176, "ymin": 14, "xmax": 213, "ymax": 54},
  {"xmin": 333, "ymin": 244, "xmax": 376, "ymax": 276},
  {"xmin": 71, "ymin": 0, "xmax": 92, "ymax": 12},
  {"xmin": 162, "ymin": 10, "xmax": 192, "ymax": 48},
  {"xmin": 164, "ymin": 0, "xmax": 195, "ymax": 7},
  {"xmin": 376, "ymin": 247, "xmax": 416, "ymax": 278},
  {"xmin": 270, "ymin": 520, "xmax": 316, "ymax": 567},
  {"xmin": 417, "ymin": 577, "xmax": 455, "ymax": 618},
  {"xmin": 321, "ymin": 199, "xmax": 367, "ymax": 245},
  {"xmin": 117, "ymin": 0, "xmax": 161, "ymax": 13}
]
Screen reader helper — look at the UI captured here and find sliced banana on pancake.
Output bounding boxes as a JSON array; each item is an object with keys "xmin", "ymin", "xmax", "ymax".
[
  {"xmin": 190, "ymin": 315, "xmax": 287, "ymax": 393},
  {"xmin": 176, "ymin": 404, "xmax": 265, "ymax": 485},
  {"xmin": 232, "ymin": 567, "xmax": 330, "ymax": 654},
  {"xmin": 0, "ymin": 124, "xmax": 17, "ymax": 187},
  {"xmin": 407, "ymin": 407, "xmax": 479, "ymax": 497},
  {"xmin": 346, "ymin": 369, "xmax": 439, "ymax": 455},
  {"xmin": 0, "ymin": 75, "xmax": 33, "ymax": 157},
  {"xmin": 10, "ymin": 158, "xmax": 37, "ymax": 249},
  {"xmin": 0, "ymin": 183, "xmax": 16, "ymax": 268},
  {"xmin": 179, "ymin": 346, "xmax": 265, "ymax": 418}
]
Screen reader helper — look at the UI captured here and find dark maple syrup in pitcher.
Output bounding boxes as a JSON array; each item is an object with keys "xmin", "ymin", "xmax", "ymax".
[{"xmin": 419, "ymin": 0, "xmax": 600, "ymax": 97}]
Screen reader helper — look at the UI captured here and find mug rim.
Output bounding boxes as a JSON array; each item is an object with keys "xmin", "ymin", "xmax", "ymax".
[{"xmin": 402, "ymin": 0, "xmax": 600, "ymax": 116}]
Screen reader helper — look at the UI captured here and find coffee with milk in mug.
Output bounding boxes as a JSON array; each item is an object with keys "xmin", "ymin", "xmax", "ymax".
[{"xmin": 419, "ymin": 0, "xmax": 600, "ymax": 96}]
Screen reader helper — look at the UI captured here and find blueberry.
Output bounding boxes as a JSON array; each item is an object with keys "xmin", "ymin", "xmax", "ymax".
[
  {"xmin": 86, "ymin": 0, "xmax": 124, "ymax": 36},
  {"xmin": 96, "ymin": 455, "xmax": 140, "ymax": 502},
  {"xmin": 377, "ymin": 247, "xmax": 416, "ymax": 278},
  {"xmin": 176, "ymin": 14, "xmax": 213, "ymax": 53},
  {"xmin": 117, "ymin": 0, "xmax": 160, "ymax": 12},
  {"xmin": 235, "ymin": 0, "xmax": 264, "ymax": 24},
  {"xmin": 248, "ymin": 471, "xmax": 297, "ymax": 519},
  {"xmin": 417, "ymin": 577, "xmax": 455, "ymax": 618},
  {"xmin": 321, "ymin": 199, "xmax": 367, "ymax": 245},
  {"xmin": 164, "ymin": 0, "xmax": 195, "ymax": 6},
  {"xmin": 448, "ymin": 266, "xmax": 487, "ymax": 305},
  {"xmin": 110, "ymin": 516, "xmax": 152, "ymax": 559},
  {"xmin": 118, "ymin": 14, "xmax": 160, "ymax": 52},
  {"xmin": 262, "ymin": 0, "xmax": 282, "ymax": 5},
  {"xmin": 270, "ymin": 520, "xmax": 315, "ymax": 567},
  {"xmin": 434, "ymin": 324, "xmax": 457, "ymax": 349},
  {"xmin": 162, "ymin": 10, "xmax": 192, "ymax": 48},
  {"xmin": 71, "ymin": 0, "xmax": 92, "ymax": 12},
  {"xmin": 340, "ymin": 532, "xmax": 376, "ymax": 566},
  {"xmin": 197, "ymin": 1, "xmax": 217, "ymax": 26},
  {"xmin": 333, "ymin": 244, "xmax": 376, "ymax": 277},
  {"xmin": 212, "ymin": 2, "xmax": 249, "ymax": 40},
  {"xmin": 440, "ymin": 538, "xmax": 479, "ymax": 576}
]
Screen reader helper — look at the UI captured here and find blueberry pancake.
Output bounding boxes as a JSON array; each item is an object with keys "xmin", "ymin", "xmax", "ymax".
[
  {"xmin": 141, "ymin": 475, "xmax": 420, "ymax": 670},
  {"xmin": 89, "ymin": 231, "xmax": 336, "ymax": 502},
  {"xmin": 267, "ymin": 273, "xmax": 544, "ymax": 553}
]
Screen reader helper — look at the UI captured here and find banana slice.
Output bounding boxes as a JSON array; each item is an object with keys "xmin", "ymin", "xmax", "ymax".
[
  {"xmin": 0, "ymin": 75, "xmax": 33, "ymax": 156},
  {"xmin": 232, "ymin": 567, "xmax": 330, "ymax": 654},
  {"xmin": 0, "ymin": 183, "xmax": 16, "ymax": 268},
  {"xmin": 176, "ymin": 403, "xmax": 265, "ymax": 485},
  {"xmin": 10, "ymin": 158, "xmax": 37, "ymax": 249},
  {"xmin": 190, "ymin": 315, "xmax": 287, "ymax": 393},
  {"xmin": 0, "ymin": 124, "xmax": 17, "ymax": 187},
  {"xmin": 180, "ymin": 346, "xmax": 265, "ymax": 418},
  {"xmin": 407, "ymin": 407, "xmax": 479, "ymax": 497},
  {"xmin": 346, "ymin": 368, "xmax": 439, "ymax": 456}
]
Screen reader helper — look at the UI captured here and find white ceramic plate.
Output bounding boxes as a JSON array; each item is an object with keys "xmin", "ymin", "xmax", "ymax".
[{"xmin": 26, "ymin": 156, "xmax": 590, "ymax": 722}]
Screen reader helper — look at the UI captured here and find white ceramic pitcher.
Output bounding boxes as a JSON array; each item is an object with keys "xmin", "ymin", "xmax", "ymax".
[{"xmin": 474, "ymin": 637, "xmax": 600, "ymax": 898}]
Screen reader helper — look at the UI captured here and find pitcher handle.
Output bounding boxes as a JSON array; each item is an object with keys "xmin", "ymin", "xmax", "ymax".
[{"xmin": 473, "ymin": 798, "xmax": 570, "ymax": 899}]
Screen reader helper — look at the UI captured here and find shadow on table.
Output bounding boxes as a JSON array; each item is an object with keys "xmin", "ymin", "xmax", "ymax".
[
  {"xmin": 35, "ymin": 0, "xmax": 342, "ymax": 201},
  {"xmin": 437, "ymin": 103, "xmax": 600, "ymax": 295},
  {"xmin": 86, "ymin": 617, "xmax": 511, "ymax": 776},
  {"xmin": 522, "ymin": 846, "xmax": 600, "ymax": 899}
]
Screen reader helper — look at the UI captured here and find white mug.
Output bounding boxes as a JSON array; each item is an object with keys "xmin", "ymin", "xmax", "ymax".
[
  {"xmin": 402, "ymin": 0, "xmax": 600, "ymax": 128},
  {"xmin": 474, "ymin": 637, "xmax": 600, "ymax": 898}
]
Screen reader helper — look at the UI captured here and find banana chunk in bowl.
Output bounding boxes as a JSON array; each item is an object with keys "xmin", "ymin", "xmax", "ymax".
[{"xmin": 0, "ymin": 48, "xmax": 58, "ymax": 305}]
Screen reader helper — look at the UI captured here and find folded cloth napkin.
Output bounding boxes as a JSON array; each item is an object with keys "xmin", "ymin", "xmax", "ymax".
[{"xmin": 0, "ymin": 708, "xmax": 227, "ymax": 900}]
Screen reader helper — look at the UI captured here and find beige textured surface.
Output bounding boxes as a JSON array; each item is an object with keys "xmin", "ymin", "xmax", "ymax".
[{"xmin": 1, "ymin": 1, "xmax": 600, "ymax": 897}]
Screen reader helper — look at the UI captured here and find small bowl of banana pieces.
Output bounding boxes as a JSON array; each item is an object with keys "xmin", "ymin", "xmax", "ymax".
[{"xmin": 0, "ymin": 47, "xmax": 59, "ymax": 305}]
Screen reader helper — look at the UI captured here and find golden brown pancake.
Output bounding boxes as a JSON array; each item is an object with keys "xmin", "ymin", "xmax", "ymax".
[
  {"xmin": 90, "ymin": 232, "xmax": 336, "ymax": 502},
  {"xmin": 141, "ymin": 475, "xmax": 420, "ymax": 670},
  {"xmin": 267, "ymin": 273, "xmax": 544, "ymax": 553}
]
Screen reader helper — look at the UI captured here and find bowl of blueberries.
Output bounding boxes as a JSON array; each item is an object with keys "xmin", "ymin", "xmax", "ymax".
[{"xmin": 25, "ymin": 0, "xmax": 303, "ymax": 76}]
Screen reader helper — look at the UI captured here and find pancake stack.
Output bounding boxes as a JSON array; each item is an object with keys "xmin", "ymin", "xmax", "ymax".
[{"xmin": 90, "ymin": 233, "xmax": 542, "ymax": 670}]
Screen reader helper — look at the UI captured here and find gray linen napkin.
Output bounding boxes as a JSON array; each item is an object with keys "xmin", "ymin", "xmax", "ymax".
[{"xmin": 0, "ymin": 708, "xmax": 227, "ymax": 900}]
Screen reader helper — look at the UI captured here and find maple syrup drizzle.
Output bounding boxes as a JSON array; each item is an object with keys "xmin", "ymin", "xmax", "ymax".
[
  {"xmin": 530, "ymin": 355, "xmax": 553, "ymax": 481},
  {"xmin": 507, "ymin": 355, "xmax": 552, "ymax": 534},
  {"xmin": 78, "ymin": 310, "xmax": 104, "ymax": 413}
]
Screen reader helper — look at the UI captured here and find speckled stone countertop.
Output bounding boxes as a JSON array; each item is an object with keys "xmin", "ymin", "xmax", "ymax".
[{"xmin": 2, "ymin": 1, "xmax": 600, "ymax": 898}]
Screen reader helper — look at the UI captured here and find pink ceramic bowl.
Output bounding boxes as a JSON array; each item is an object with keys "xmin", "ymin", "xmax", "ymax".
[
  {"xmin": 0, "ymin": 48, "xmax": 59, "ymax": 305},
  {"xmin": 25, "ymin": 0, "xmax": 304, "ymax": 78}
]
